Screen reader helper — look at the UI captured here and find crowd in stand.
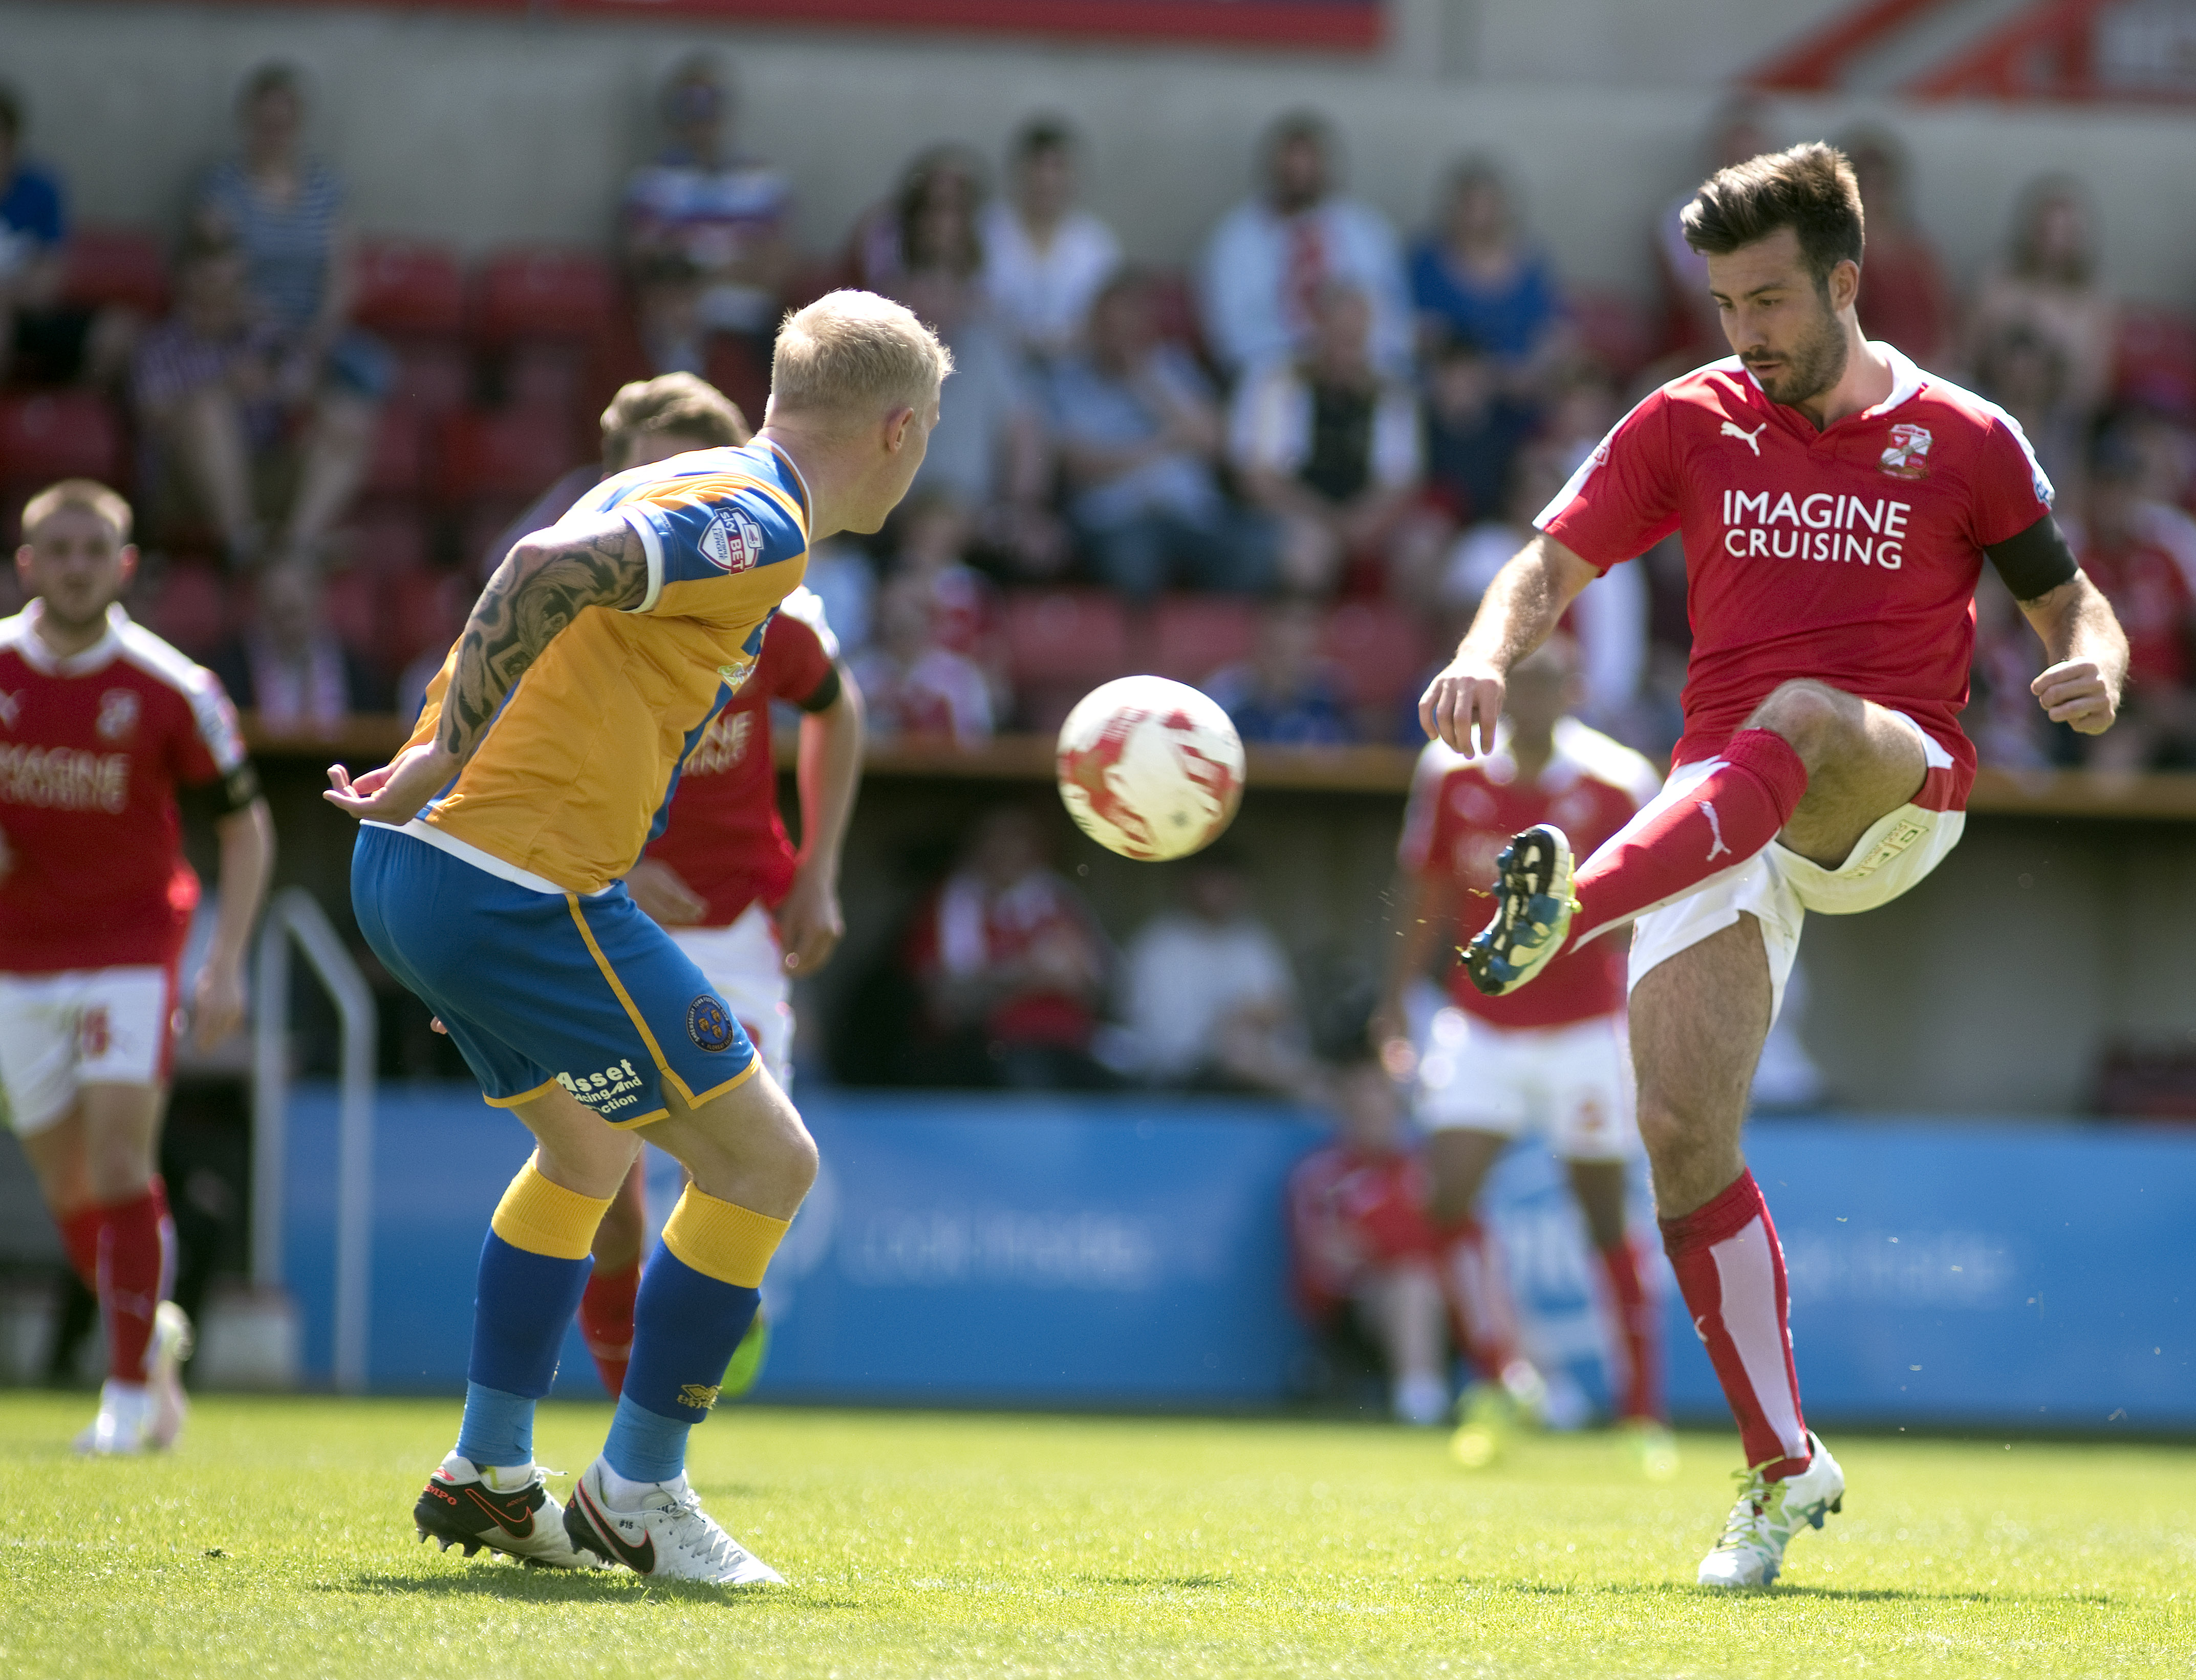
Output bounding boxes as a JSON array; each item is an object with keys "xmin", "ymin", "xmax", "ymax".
[{"xmin": 3, "ymin": 63, "xmax": 2195, "ymax": 771}]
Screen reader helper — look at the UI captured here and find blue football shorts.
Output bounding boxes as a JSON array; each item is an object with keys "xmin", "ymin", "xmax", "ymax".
[{"xmin": 353, "ymin": 823, "xmax": 758, "ymax": 1126}]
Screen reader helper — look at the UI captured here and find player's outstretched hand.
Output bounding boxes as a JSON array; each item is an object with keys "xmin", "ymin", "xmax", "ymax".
[
  {"xmin": 777, "ymin": 865, "xmax": 844, "ymax": 976},
  {"xmin": 191, "ymin": 958, "xmax": 247, "ymax": 1051},
  {"xmin": 1418, "ymin": 660, "xmax": 1506, "ymax": 757},
  {"xmin": 627, "ymin": 857, "xmax": 707, "ymax": 926},
  {"xmin": 323, "ymin": 742, "xmax": 462, "ymax": 824},
  {"xmin": 2031, "ymin": 659, "xmax": 2117, "ymax": 735}
]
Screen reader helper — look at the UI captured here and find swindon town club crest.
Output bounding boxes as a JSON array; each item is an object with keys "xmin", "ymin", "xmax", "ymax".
[{"xmin": 1879, "ymin": 422, "xmax": 1933, "ymax": 480}]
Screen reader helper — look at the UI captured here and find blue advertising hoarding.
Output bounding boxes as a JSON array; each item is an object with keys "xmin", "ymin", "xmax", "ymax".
[{"xmin": 282, "ymin": 1086, "xmax": 2196, "ymax": 1431}]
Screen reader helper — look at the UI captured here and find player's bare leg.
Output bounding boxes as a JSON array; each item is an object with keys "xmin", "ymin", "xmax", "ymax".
[
  {"xmin": 1355, "ymin": 1263, "xmax": 1450, "ymax": 1426},
  {"xmin": 558, "ymin": 1067, "xmax": 813, "ymax": 1585},
  {"xmin": 1564, "ymin": 1157, "xmax": 1675, "ymax": 1477},
  {"xmin": 19, "ymin": 1084, "xmax": 187, "ymax": 1453},
  {"xmin": 1423, "ymin": 1129, "xmax": 1543, "ymax": 1466},
  {"xmin": 1744, "ymin": 681, "xmax": 1924, "ymax": 869},
  {"xmin": 1632, "ymin": 918, "xmax": 1843, "ymax": 1586}
]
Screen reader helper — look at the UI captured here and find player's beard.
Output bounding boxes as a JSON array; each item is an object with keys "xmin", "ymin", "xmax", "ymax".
[{"xmin": 1741, "ymin": 293, "xmax": 1848, "ymax": 409}]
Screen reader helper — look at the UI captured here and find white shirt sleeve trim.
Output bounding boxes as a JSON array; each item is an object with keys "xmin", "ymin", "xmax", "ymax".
[{"xmin": 619, "ymin": 506, "xmax": 665, "ymax": 615}]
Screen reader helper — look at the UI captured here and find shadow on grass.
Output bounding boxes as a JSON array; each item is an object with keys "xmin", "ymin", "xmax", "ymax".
[
  {"xmin": 335, "ymin": 1570, "xmax": 861, "ymax": 1609},
  {"xmin": 1492, "ymin": 1579, "xmax": 2113, "ymax": 1606}
]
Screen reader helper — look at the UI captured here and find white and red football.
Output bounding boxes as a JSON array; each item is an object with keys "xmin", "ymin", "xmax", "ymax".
[{"xmin": 1055, "ymin": 676, "xmax": 1245, "ymax": 861}]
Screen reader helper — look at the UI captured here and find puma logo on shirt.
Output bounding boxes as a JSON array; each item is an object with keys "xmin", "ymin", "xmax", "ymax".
[{"xmin": 1720, "ymin": 420, "xmax": 1767, "ymax": 456}]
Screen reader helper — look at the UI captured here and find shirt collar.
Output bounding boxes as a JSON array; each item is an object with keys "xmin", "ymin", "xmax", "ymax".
[
  {"xmin": 17, "ymin": 601, "xmax": 127, "ymax": 676},
  {"xmin": 1730, "ymin": 341, "xmax": 1928, "ymax": 422},
  {"xmin": 763, "ymin": 439, "xmax": 814, "ymax": 534}
]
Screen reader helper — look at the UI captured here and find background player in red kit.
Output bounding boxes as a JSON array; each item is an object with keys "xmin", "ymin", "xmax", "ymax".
[
  {"xmin": 1374, "ymin": 637, "xmax": 1671, "ymax": 1476},
  {"xmin": 1420, "ymin": 145, "xmax": 2128, "ymax": 1587},
  {"xmin": 2, "ymin": 480, "xmax": 273, "ymax": 1453},
  {"xmin": 582, "ymin": 589, "xmax": 863, "ymax": 1396}
]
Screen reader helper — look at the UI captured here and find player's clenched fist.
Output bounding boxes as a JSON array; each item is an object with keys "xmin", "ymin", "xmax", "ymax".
[
  {"xmin": 2030, "ymin": 659, "xmax": 2117, "ymax": 735},
  {"xmin": 1419, "ymin": 661, "xmax": 1507, "ymax": 757}
]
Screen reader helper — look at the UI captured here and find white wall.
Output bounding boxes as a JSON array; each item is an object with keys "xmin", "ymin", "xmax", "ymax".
[{"xmin": 0, "ymin": 1, "xmax": 2191, "ymax": 307}]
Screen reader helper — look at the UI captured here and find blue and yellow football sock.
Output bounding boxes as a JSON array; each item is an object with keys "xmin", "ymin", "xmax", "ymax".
[
  {"xmin": 602, "ymin": 1187, "xmax": 788, "ymax": 1487},
  {"xmin": 455, "ymin": 1158, "xmax": 612, "ymax": 1473}
]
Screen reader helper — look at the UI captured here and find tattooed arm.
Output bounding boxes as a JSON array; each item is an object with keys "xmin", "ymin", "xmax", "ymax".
[{"xmin": 324, "ymin": 517, "xmax": 649, "ymax": 823}]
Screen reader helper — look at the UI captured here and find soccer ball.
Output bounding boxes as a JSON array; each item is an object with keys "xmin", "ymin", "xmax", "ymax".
[{"xmin": 1055, "ymin": 675, "xmax": 1245, "ymax": 861}]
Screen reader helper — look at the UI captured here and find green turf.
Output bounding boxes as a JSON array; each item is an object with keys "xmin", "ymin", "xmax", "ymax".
[{"xmin": 2, "ymin": 1394, "xmax": 2190, "ymax": 1677}]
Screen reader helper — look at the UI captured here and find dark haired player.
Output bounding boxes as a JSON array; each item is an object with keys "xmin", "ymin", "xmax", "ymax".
[{"xmin": 1419, "ymin": 143, "xmax": 2128, "ymax": 1588}]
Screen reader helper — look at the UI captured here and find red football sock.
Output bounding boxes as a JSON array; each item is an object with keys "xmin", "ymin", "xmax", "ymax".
[
  {"xmin": 147, "ymin": 1175, "xmax": 178, "ymax": 1303},
  {"xmin": 1571, "ymin": 729, "xmax": 1807, "ymax": 946},
  {"xmin": 95, "ymin": 1186, "xmax": 166, "ymax": 1384},
  {"xmin": 1435, "ymin": 1220, "xmax": 1524, "ymax": 1385},
  {"xmin": 1659, "ymin": 1171, "xmax": 1811, "ymax": 1479},
  {"xmin": 1595, "ymin": 1232, "xmax": 1663, "ymax": 1423},
  {"xmin": 579, "ymin": 1261, "xmax": 639, "ymax": 1400},
  {"xmin": 59, "ymin": 1204, "xmax": 106, "ymax": 1291}
]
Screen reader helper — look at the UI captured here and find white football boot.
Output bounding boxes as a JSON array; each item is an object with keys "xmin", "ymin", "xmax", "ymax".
[
  {"xmin": 563, "ymin": 1456, "xmax": 784, "ymax": 1586},
  {"xmin": 412, "ymin": 1452, "xmax": 605, "ymax": 1568},
  {"xmin": 145, "ymin": 1302, "xmax": 193, "ymax": 1450},
  {"xmin": 73, "ymin": 1379, "xmax": 154, "ymax": 1455},
  {"xmin": 1697, "ymin": 1432, "xmax": 1845, "ymax": 1589}
]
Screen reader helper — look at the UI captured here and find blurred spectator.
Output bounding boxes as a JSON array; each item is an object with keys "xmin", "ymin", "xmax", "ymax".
[
  {"xmin": 1408, "ymin": 157, "xmax": 1570, "ymax": 385},
  {"xmin": 1118, "ymin": 852, "xmax": 1311, "ymax": 1093},
  {"xmin": 1967, "ymin": 176, "xmax": 2117, "ymax": 428},
  {"xmin": 979, "ymin": 117, "xmax": 1121, "ymax": 364},
  {"xmin": 621, "ymin": 54, "xmax": 795, "ymax": 374},
  {"xmin": 1657, "ymin": 99, "xmax": 1771, "ymax": 366},
  {"xmin": 133, "ymin": 228, "xmax": 372, "ymax": 571},
  {"xmin": 1203, "ymin": 597, "xmax": 1354, "ymax": 745},
  {"xmin": 1231, "ymin": 281, "xmax": 1423, "ymax": 595},
  {"xmin": 1286, "ymin": 1053, "xmax": 1452, "ymax": 1425},
  {"xmin": 1435, "ymin": 445, "xmax": 1568, "ymax": 612},
  {"xmin": 1844, "ymin": 127, "xmax": 1952, "ymax": 369},
  {"xmin": 850, "ymin": 572, "xmax": 995, "ymax": 747},
  {"xmin": 477, "ymin": 369, "xmax": 750, "ymax": 580},
  {"xmin": 0, "ymin": 84, "xmax": 133, "ymax": 386},
  {"xmin": 1419, "ymin": 336, "xmax": 1537, "ymax": 531},
  {"xmin": 849, "ymin": 144, "xmax": 985, "ymax": 295},
  {"xmin": 885, "ymin": 492, "xmax": 1006, "ymax": 701},
  {"xmin": 905, "ymin": 805, "xmax": 1113, "ymax": 1088},
  {"xmin": 2069, "ymin": 428, "xmax": 2196, "ymax": 769},
  {"xmin": 869, "ymin": 150, "xmax": 1062, "ymax": 578},
  {"xmin": 1198, "ymin": 112, "xmax": 1412, "ymax": 380},
  {"xmin": 1972, "ymin": 320, "xmax": 2083, "ymax": 512},
  {"xmin": 1050, "ymin": 268, "xmax": 1273, "ymax": 600},
  {"xmin": 208, "ymin": 560, "xmax": 386, "ymax": 735},
  {"xmin": 191, "ymin": 62, "xmax": 385, "ymax": 563}
]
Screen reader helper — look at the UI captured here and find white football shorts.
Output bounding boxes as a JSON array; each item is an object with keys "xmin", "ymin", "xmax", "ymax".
[
  {"xmin": 1624, "ymin": 713, "xmax": 1965, "ymax": 1025},
  {"xmin": 1414, "ymin": 1007, "xmax": 1638, "ymax": 1162},
  {"xmin": 669, "ymin": 901, "xmax": 794, "ymax": 1092},
  {"xmin": 0, "ymin": 964, "xmax": 178, "ymax": 1137}
]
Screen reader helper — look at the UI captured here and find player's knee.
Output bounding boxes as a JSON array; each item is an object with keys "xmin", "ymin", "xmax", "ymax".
[
  {"xmin": 1632, "ymin": 1094, "xmax": 1698, "ymax": 1170},
  {"xmin": 1748, "ymin": 679, "xmax": 1859, "ymax": 760}
]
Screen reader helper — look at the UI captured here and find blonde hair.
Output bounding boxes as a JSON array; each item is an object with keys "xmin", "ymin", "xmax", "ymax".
[
  {"xmin": 20, "ymin": 479, "xmax": 133, "ymax": 546},
  {"xmin": 768, "ymin": 290, "xmax": 952, "ymax": 428}
]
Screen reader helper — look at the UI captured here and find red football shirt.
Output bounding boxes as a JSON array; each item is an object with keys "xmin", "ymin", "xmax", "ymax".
[
  {"xmin": 2078, "ymin": 536, "xmax": 2191, "ymax": 690},
  {"xmin": 1286, "ymin": 1144, "xmax": 1438, "ymax": 1322},
  {"xmin": 1399, "ymin": 718, "xmax": 1661, "ymax": 1029},
  {"xmin": 0, "ymin": 605, "xmax": 250, "ymax": 972},
  {"xmin": 1538, "ymin": 349, "xmax": 2055, "ymax": 811},
  {"xmin": 640, "ymin": 590, "xmax": 839, "ymax": 929}
]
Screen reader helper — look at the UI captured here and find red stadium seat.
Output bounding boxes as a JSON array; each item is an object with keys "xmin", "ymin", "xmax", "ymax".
[
  {"xmin": 436, "ymin": 406, "xmax": 584, "ymax": 504},
  {"xmin": 2114, "ymin": 306, "xmax": 2196, "ymax": 423},
  {"xmin": 1152, "ymin": 594, "xmax": 1256, "ymax": 684},
  {"xmin": 384, "ymin": 566, "xmax": 470, "ymax": 672},
  {"xmin": 1319, "ymin": 599, "xmax": 1431, "ymax": 712},
  {"xmin": 1002, "ymin": 588, "xmax": 1132, "ymax": 689},
  {"xmin": 0, "ymin": 391, "xmax": 125, "ymax": 488},
  {"xmin": 391, "ymin": 340, "xmax": 473, "ymax": 414},
  {"xmin": 61, "ymin": 226, "xmax": 168, "ymax": 316},
  {"xmin": 338, "ymin": 506, "xmax": 433, "ymax": 576},
  {"xmin": 1568, "ymin": 288, "xmax": 1657, "ymax": 381},
  {"xmin": 141, "ymin": 561, "xmax": 232, "ymax": 658},
  {"xmin": 320, "ymin": 567, "xmax": 383, "ymax": 666},
  {"xmin": 362, "ymin": 404, "xmax": 426, "ymax": 499},
  {"xmin": 354, "ymin": 238, "xmax": 466, "ymax": 338},
  {"xmin": 471, "ymin": 247, "xmax": 617, "ymax": 345}
]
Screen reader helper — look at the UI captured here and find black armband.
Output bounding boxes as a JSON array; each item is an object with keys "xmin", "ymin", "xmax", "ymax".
[
  {"xmin": 1985, "ymin": 514, "xmax": 2079, "ymax": 602},
  {"xmin": 795, "ymin": 663, "xmax": 844, "ymax": 715},
  {"xmin": 180, "ymin": 760, "xmax": 262, "ymax": 824}
]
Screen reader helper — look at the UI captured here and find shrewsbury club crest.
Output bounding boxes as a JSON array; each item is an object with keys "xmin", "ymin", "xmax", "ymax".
[
  {"xmin": 701, "ymin": 504, "xmax": 767, "ymax": 572},
  {"xmin": 687, "ymin": 994, "xmax": 736, "ymax": 1052},
  {"xmin": 1879, "ymin": 422, "xmax": 1933, "ymax": 480}
]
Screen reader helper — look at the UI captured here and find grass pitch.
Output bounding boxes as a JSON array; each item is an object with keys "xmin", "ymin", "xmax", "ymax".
[{"xmin": 2, "ymin": 1394, "xmax": 2190, "ymax": 1677}]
